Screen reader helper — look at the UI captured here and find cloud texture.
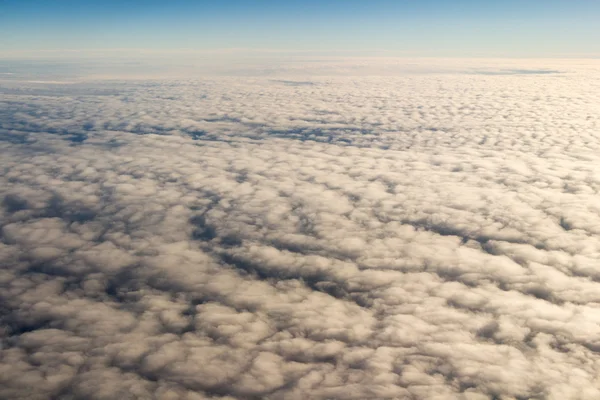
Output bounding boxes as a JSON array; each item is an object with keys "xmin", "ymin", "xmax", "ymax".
[{"xmin": 2, "ymin": 59, "xmax": 600, "ymax": 399}]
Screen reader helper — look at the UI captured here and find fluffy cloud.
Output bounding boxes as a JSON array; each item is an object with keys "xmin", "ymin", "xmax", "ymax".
[{"xmin": 2, "ymin": 59, "xmax": 600, "ymax": 399}]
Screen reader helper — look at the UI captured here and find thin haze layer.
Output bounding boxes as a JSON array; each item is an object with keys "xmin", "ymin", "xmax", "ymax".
[{"xmin": 1, "ymin": 59, "xmax": 600, "ymax": 399}]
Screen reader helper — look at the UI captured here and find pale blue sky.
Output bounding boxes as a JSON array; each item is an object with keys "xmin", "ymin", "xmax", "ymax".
[{"xmin": 1, "ymin": 0, "xmax": 599, "ymax": 58}]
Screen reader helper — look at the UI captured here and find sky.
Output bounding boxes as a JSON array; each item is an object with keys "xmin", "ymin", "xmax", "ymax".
[{"xmin": 1, "ymin": 0, "xmax": 600, "ymax": 58}]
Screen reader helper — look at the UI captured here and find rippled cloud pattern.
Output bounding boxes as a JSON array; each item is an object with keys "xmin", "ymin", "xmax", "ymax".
[{"xmin": 2, "ymin": 60, "xmax": 600, "ymax": 399}]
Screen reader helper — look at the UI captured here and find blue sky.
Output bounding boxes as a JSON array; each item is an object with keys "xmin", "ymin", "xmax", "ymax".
[{"xmin": 1, "ymin": 0, "xmax": 599, "ymax": 58}]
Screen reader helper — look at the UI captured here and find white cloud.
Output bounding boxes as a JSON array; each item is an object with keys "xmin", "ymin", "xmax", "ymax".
[{"xmin": 2, "ymin": 58, "xmax": 600, "ymax": 399}]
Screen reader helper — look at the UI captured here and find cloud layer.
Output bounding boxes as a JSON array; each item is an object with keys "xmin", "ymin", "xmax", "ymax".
[{"xmin": 2, "ymin": 59, "xmax": 600, "ymax": 399}]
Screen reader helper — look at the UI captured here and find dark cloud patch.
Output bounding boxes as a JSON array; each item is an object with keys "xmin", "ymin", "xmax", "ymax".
[
  {"xmin": 190, "ymin": 215, "xmax": 218, "ymax": 242},
  {"xmin": 43, "ymin": 194, "xmax": 97, "ymax": 223},
  {"xmin": 66, "ymin": 133, "xmax": 88, "ymax": 143},
  {"xmin": 470, "ymin": 68, "xmax": 563, "ymax": 75},
  {"xmin": 186, "ymin": 129, "xmax": 207, "ymax": 140},
  {"xmin": 271, "ymin": 80, "xmax": 316, "ymax": 86},
  {"xmin": 0, "ymin": 132, "xmax": 30, "ymax": 144},
  {"xmin": 2, "ymin": 194, "xmax": 29, "ymax": 213}
]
